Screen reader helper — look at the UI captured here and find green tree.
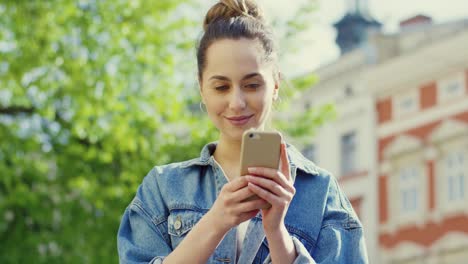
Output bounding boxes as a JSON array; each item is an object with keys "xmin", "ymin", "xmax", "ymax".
[
  {"xmin": 0, "ymin": 0, "xmax": 330, "ymax": 263},
  {"xmin": 0, "ymin": 1, "xmax": 211, "ymax": 263}
]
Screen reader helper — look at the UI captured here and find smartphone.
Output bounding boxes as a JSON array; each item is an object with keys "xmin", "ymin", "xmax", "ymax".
[
  {"xmin": 240, "ymin": 130, "xmax": 282, "ymax": 175},
  {"xmin": 240, "ymin": 130, "xmax": 282, "ymax": 207}
]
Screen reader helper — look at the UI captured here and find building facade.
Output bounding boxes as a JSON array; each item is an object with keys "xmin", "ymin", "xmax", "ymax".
[
  {"xmin": 297, "ymin": 5, "xmax": 468, "ymax": 263},
  {"xmin": 373, "ymin": 26, "xmax": 468, "ymax": 264}
]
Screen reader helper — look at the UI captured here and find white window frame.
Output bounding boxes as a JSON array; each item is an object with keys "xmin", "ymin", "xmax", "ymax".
[
  {"xmin": 437, "ymin": 72, "xmax": 465, "ymax": 103},
  {"xmin": 393, "ymin": 89, "xmax": 419, "ymax": 118},
  {"xmin": 445, "ymin": 151, "xmax": 465, "ymax": 202},
  {"xmin": 387, "ymin": 153, "xmax": 427, "ymax": 230},
  {"xmin": 399, "ymin": 167, "xmax": 419, "ymax": 212},
  {"xmin": 340, "ymin": 130, "xmax": 357, "ymax": 176},
  {"xmin": 397, "ymin": 166, "xmax": 423, "ymax": 218},
  {"xmin": 436, "ymin": 140, "xmax": 468, "ymax": 215}
]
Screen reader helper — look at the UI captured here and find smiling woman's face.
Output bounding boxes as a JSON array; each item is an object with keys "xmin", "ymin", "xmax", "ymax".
[{"xmin": 199, "ymin": 38, "xmax": 279, "ymax": 141}]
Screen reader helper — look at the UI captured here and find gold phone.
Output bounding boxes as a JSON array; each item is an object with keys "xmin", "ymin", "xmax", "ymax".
[
  {"xmin": 240, "ymin": 130, "xmax": 282, "ymax": 207},
  {"xmin": 240, "ymin": 130, "xmax": 282, "ymax": 175}
]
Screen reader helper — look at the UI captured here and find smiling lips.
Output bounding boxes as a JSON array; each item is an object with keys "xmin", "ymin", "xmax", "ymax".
[{"xmin": 225, "ymin": 114, "xmax": 254, "ymax": 126}]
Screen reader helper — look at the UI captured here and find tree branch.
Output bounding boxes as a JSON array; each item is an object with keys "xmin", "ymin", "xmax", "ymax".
[{"xmin": 0, "ymin": 106, "xmax": 35, "ymax": 115}]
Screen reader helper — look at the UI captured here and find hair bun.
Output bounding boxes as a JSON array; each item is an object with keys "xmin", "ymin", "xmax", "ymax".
[{"xmin": 203, "ymin": 0, "xmax": 264, "ymax": 31}]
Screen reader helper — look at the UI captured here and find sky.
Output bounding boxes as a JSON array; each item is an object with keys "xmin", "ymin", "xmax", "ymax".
[{"xmin": 258, "ymin": 0, "xmax": 468, "ymax": 75}]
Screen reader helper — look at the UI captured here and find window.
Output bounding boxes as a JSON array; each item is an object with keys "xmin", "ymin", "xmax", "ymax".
[
  {"xmin": 394, "ymin": 90, "xmax": 418, "ymax": 118},
  {"xmin": 302, "ymin": 144, "xmax": 316, "ymax": 162},
  {"xmin": 438, "ymin": 73, "xmax": 465, "ymax": 103},
  {"xmin": 445, "ymin": 150, "xmax": 465, "ymax": 202},
  {"xmin": 341, "ymin": 131, "xmax": 357, "ymax": 176},
  {"xmin": 399, "ymin": 167, "xmax": 420, "ymax": 213}
]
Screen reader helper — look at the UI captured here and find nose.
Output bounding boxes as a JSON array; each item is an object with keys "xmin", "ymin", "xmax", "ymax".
[{"xmin": 229, "ymin": 87, "xmax": 246, "ymax": 111}]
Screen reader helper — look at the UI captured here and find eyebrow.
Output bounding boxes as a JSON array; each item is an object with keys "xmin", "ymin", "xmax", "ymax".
[{"xmin": 209, "ymin": 73, "xmax": 262, "ymax": 81}]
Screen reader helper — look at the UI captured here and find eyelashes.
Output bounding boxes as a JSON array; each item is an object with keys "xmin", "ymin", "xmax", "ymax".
[{"xmin": 214, "ymin": 83, "xmax": 261, "ymax": 91}]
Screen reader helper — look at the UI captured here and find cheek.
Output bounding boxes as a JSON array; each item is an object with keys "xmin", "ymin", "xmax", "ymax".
[
  {"xmin": 256, "ymin": 90, "xmax": 272, "ymax": 110},
  {"xmin": 205, "ymin": 97, "xmax": 225, "ymax": 116}
]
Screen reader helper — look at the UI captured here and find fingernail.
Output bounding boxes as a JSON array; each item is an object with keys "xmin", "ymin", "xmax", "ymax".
[{"xmin": 248, "ymin": 167, "xmax": 256, "ymax": 173}]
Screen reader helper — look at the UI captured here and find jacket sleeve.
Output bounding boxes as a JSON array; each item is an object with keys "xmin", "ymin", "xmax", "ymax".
[
  {"xmin": 263, "ymin": 176, "xmax": 368, "ymax": 264},
  {"xmin": 311, "ymin": 176, "xmax": 368, "ymax": 263},
  {"xmin": 262, "ymin": 236, "xmax": 316, "ymax": 264},
  {"xmin": 117, "ymin": 168, "xmax": 172, "ymax": 264}
]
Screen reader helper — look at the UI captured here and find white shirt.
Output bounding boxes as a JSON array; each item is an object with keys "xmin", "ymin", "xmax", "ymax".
[{"xmin": 237, "ymin": 220, "xmax": 250, "ymax": 257}]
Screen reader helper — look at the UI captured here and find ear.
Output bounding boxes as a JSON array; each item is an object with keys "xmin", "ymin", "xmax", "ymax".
[
  {"xmin": 273, "ymin": 84, "xmax": 279, "ymax": 101},
  {"xmin": 273, "ymin": 72, "xmax": 280, "ymax": 101}
]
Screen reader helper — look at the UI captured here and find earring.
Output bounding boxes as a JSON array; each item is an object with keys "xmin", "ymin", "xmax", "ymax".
[
  {"xmin": 273, "ymin": 95, "xmax": 282, "ymax": 104},
  {"xmin": 199, "ymin": 102, "xmax": 206, "ymax": 113}
]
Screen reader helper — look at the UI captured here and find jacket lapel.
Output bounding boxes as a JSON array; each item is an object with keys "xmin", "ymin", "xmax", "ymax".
[{"xmin": 237, "ymin": 216, "xmax": 265, "ymax": 263}]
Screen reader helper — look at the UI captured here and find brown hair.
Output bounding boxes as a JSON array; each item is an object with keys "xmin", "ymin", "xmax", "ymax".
[{"xmin": 197, "ymin": 0, "xmax": 279, "ymax": 82}]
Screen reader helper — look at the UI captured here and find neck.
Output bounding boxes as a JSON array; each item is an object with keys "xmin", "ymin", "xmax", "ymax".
[{"xmin": 214, "ymin": 134, "xmax": 242, "ymax": 168}]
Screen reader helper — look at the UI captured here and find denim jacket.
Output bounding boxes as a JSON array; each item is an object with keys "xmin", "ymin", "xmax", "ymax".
[{"xmin": 117, "ymin": 142, "xmax": 368, "ymax": 264}]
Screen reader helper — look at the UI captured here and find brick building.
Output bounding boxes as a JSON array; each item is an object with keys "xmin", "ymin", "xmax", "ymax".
[{"xmin": 295, "ymin": 3, "xmax": 468, "ymax": 263}]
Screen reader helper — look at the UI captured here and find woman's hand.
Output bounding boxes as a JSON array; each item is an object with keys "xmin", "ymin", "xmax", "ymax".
[
  {"xmin": 244, "ymin": 142, "xmax": 297, "ymax": 263},
  {"xmin": 244, "ymin": 142, "xmax": 295, "ymax": 233},
  {"xmin": 207, "ymin": 176, "xmax": 270, "ymax": 234},
  {"xmin": 163, "ymin": 175, "xmax": 269, "ymax": 264}
]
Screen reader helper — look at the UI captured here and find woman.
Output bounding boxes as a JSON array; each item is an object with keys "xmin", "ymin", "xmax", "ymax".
[{"xmin": 117, "ymin": 0, "xmax": 368, "ymax": 263}]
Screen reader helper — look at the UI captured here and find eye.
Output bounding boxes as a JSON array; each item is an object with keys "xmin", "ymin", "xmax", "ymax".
[
  {"xmin": 245, "ymin": 83, "xmax": 260, "ymax": 89},
  {"xmin": 215, "ymin": 85, "xmax": 229, "ymax": 91}
]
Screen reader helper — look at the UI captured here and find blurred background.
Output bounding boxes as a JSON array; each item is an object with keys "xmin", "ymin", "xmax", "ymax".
[{"xmin": 1, "ymin": 0, "xmax": 467, "ymax": 263}]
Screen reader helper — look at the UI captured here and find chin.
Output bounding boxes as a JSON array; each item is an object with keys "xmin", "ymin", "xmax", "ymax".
[{"xmin": 225, "ymin": 129, "xmax": 246, "ymax": 141}]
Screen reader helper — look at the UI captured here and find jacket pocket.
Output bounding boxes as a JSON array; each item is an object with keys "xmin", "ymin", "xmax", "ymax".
[{"xmin": 167, "ymin": 209, "xmax": 204, "ymax": 249}]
